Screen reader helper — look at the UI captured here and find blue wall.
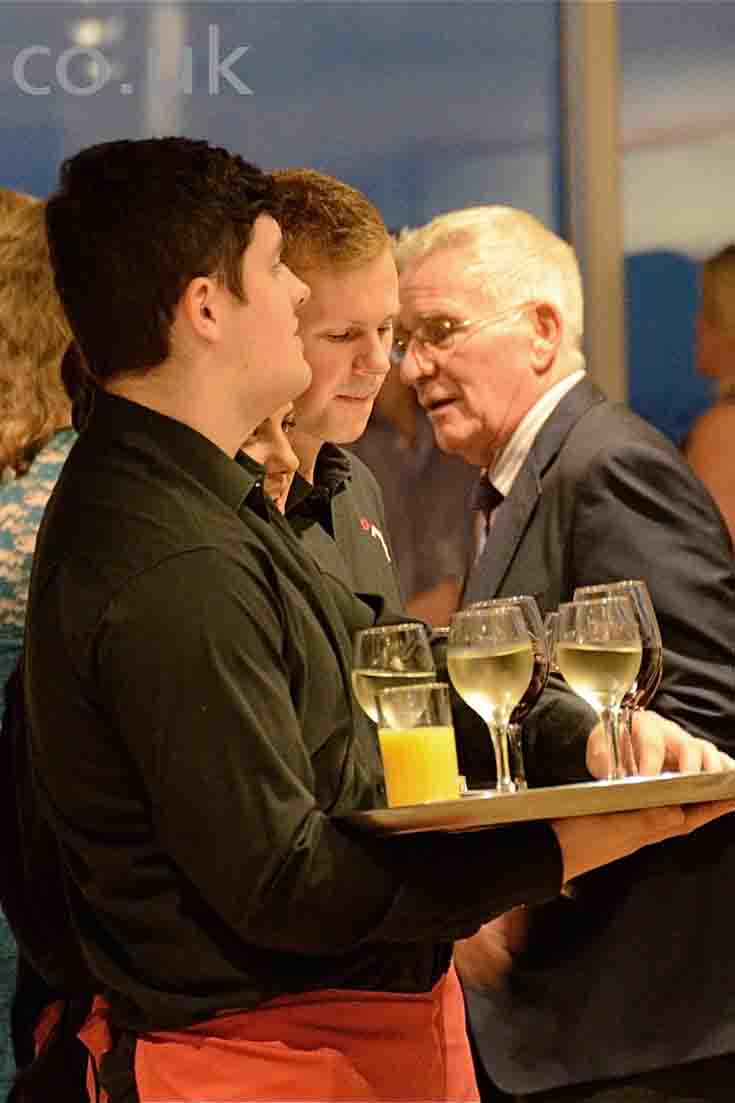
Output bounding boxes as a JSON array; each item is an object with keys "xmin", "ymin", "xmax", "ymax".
[
  {"xmin": 626, "ymin": 252, "xmax": 713, "ymax": 445},
  {"xmin": 0, "ymin": 1, "xmax": 561, "ymax": 231}
]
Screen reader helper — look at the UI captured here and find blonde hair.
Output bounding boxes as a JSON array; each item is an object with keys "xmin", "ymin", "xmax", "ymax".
[
  {"xmin": 271, "ymin": 168, "xmax": 390, "ymax": 276},
  {"xmin": 395, "ymin": 205, "xmax": 585, "ymax": 352},
  {"xmin": 0, "ymin": 188, "xmax": 72, "ymax": 474},
  {"xmin": 0, "ymin": 188, "xmax": 34, "ymax": 221},
  {"xmin": 701, "ymin": 245, "xmax": 735, "ymax": 335}
]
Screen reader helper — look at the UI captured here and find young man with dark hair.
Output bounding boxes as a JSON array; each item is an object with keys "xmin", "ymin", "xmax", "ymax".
[{"xmin": 17, "ymin": 144, "xmax": 731, "ymax": 1103}]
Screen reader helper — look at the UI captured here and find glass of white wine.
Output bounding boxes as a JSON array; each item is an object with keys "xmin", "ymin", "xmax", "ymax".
[
  {"xmin": 573, "ymin": 581, "xmax": 663, "ymax": 766},
  {"xmin": 467, "ymin": 596, "xmax": 550, "ymax": 790},
  {"xmin": 352, "ymin": 623, "xmax": 435, "ymax": 724},
  {"xmin": 446, "ymin": 605, "xmax": 534, "ymax": 793},
  {"xmin": 555, "ymin": 596, "xmax": 642, "ymax": 780}
]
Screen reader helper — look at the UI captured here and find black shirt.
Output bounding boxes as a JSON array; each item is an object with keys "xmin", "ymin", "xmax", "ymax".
[
  {"xmin": 25, "ymin": 391, "xmax": 562, "ymax": 1032},
  {"xmin": 287, "ymin": 444, "xmax": 404, "ymax": 613}
]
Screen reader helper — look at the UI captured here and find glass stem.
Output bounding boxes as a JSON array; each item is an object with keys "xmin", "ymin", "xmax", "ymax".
[
  {"xmin": 601, "ymin": 706, "xmax": 625, "ymax": 780},
  {"xmin": 506, "ymin": 723, "xmax": 528, "ymax": 791},
  {"xmin": 619, "ymin": 706, "xmax": 639, "ymax": 776},
  {"xmin": 488, "ymin": 721, "xmax": 516, "ymax": 793}
]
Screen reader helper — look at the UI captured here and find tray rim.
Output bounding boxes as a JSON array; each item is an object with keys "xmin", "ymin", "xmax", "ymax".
[{"xmin": 340, "ymin": 770, "xmax": 735, "ymax": 835}]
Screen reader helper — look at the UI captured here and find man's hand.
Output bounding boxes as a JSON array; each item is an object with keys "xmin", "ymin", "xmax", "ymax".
[
  {"xmin": 554, "ymin": 799, "xmax": 735, "ymax": 882},
  {"xmin": 454, "ymin": 907, "xmax": 529, "ymax": 990},
  {"xmin": 455, "ymin": 798, "xmax": 735, "ymax": 990},
  {"xmin": 586, "ymin": 709, "xmax": 735, "ymax": 779}
]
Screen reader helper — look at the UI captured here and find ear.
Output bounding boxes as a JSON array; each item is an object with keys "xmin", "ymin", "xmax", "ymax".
[
  {"xmin": 179, "ymin": 277, "xmax": 222, "ymax": 343},
  {"xmin": 529, "ymin": 301, "xmax": 562, "ymax": 374}
]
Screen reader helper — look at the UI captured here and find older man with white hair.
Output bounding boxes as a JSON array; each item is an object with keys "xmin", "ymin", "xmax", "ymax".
[{"xmin": 395, "ymin": 206, "xmax": 735, "ymax": 1102}]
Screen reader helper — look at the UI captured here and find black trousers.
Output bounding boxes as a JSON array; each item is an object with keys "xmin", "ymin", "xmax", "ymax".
[{"xmin": 473, "ymin": 1051, "xmax": 735, "ymax": 1103}]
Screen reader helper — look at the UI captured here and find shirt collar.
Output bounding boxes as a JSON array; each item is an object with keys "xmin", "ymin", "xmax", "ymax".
[
  {"xmin": 314, "ymin": 442, "xmax": 353, "ymax": 492},
  {"xmin": 286, "ymin": 443, "xmax": 353, "ymax": 513},
  {"xmin": 89, "ymin": 389, "xmax": 262, "ymax": 517},
  {"xmin": 490, "ymin": 370, "xmax": 586, "ymax": 497}
]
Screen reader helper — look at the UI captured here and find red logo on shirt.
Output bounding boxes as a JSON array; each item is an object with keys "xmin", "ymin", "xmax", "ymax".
[{"xmin": 359, "ymin": 517, "xmax": 391, "ymax": 562}]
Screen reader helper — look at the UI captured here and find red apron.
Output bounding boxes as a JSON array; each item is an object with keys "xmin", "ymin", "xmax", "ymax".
[{"xmin": 78, "ymin": 964, "xmax": 478, "ymax": 1102}]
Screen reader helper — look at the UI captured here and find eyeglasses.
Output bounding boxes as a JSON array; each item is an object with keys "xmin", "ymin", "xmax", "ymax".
[{"xmin": 391, "ymin": 304, "xmax": 528, "ymax": 366}]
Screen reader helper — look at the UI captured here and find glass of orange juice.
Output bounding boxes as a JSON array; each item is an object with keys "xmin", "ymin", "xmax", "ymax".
[{"xmin": 376, "ymin": 682, "xmax": 460, "ymax": 807}]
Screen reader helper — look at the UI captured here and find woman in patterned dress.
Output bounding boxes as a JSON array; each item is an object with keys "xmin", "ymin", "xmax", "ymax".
[{"xmin": 0, "ymin": 188, "xmax": 73, "ymax": 1100}]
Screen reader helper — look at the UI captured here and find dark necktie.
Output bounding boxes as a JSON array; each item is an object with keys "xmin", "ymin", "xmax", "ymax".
[
  {"xmin": 470, "ymin": 473, "xmax": 504, "ymax": 516},
  {"xmin": 469, "ymin": 474, "xmax": 504, "ymax": 564}
]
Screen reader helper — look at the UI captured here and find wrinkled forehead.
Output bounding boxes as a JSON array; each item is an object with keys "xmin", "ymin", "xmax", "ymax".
[{"xmin": 398, "ymin": 245, "xmax": 493, "ymax": 321}]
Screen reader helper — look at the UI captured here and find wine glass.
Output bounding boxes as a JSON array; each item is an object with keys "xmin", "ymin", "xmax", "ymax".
[
  {"xmin": 352, "ymin": 623, "xmax": 435, "ymax": 724},
  {"xmin": 468, "ymin": 596, "xmax": 550, "ymax": 790},
  {"xmin": 573, "ymin": 581, "xmax": 662, "ymax": 707},
  {"xmin": 574, "ymin": 580, "xmax": 663, "ymax": 775},
  {"xmin": 446, "ymin": 605, "xmax": 534, "ymax": 793},
  {"xmin": 555, "ymin": 596, "xmax": 642, "ymax": 780},
  {"xmin": 544, "ymin": 611, "xmax": 560, "ymax": 673}
]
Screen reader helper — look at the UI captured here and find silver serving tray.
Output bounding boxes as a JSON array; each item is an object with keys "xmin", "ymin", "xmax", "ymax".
[{"xmin": 341, "ymin": 771, "xmax": 735, "ymax": 835}]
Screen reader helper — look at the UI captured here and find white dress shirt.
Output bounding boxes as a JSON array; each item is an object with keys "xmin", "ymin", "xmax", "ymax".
[{"xmin": 473, "ymin": 370, "xmax": 586, "ymax": 562}]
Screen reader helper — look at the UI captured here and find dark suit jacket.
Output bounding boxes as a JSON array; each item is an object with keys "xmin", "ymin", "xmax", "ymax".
[{"xmin": 463, "ymin": 377, "xmax": 735, "ymax": 1092}]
